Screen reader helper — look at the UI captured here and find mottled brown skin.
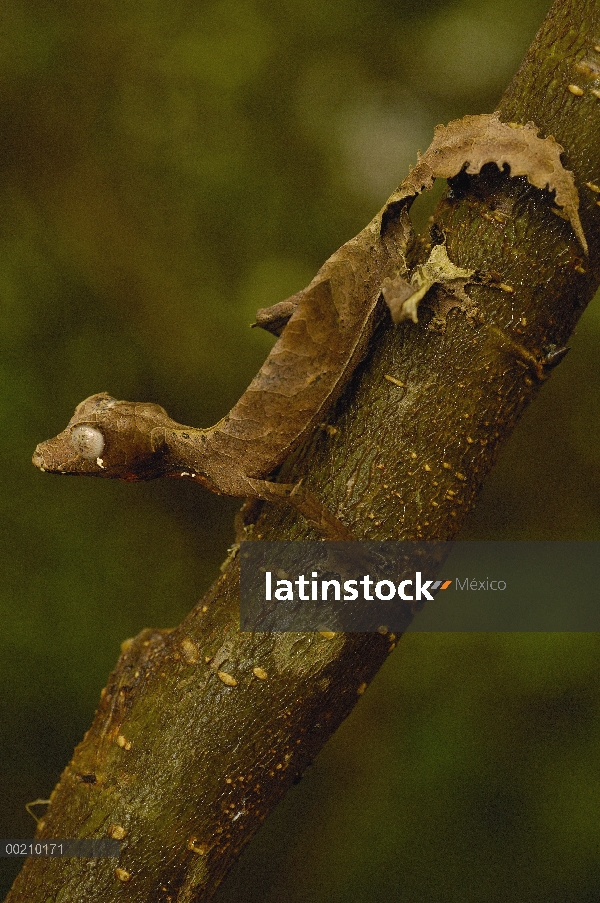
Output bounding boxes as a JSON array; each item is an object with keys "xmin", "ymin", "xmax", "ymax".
[
  {"xmin": 32, "ymin": 189, "xmax": 418, "ymax": 541},
  {"xmin": 32, "ymin": 394, "xmax": 357, "ymax": 540},
  {"xmin": 32, "ymin": 114, "xmax": 585, "ymax": 539},
  {"xmin": 33, "ymin": 394, "xmax": 173, "ymax": 482}
]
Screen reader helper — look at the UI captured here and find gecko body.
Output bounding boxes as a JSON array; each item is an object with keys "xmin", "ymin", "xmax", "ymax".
[{"xmin": 33, "ymin": 114, "xmax": 586, "ymax": 538}]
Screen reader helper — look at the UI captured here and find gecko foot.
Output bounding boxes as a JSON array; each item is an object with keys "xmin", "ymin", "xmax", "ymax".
[
  {"xmin": 247, "ymin": 478, "xmax": 355, "ymax": 540},
  {"xmin": 252, "ymin": 295, "xmax": 301, "ymax": 337}
]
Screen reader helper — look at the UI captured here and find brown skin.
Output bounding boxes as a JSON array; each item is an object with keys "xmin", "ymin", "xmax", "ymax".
[
  {"xmin": 32, "ymin": 116, "xmax": 585, "ymax": 538},
  {"xmin": 32, "ymin": 394, "xmax": 173, "ymax": 482},
  {"xmin": 31, "ymin": 199, "xmax": 414, "ymax": 495},
  {"xmin": 31, "ymin": 392, "xmax": 359, "ymax": 539},
  {"xmin": 32, "ymin": 198, "xmax": 417, "ymax": 541}
]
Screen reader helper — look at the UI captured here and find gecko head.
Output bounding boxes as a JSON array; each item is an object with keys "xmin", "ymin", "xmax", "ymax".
[{"xmin": 32, "ymin": 392, "xmax": 174, "ymax": 481}]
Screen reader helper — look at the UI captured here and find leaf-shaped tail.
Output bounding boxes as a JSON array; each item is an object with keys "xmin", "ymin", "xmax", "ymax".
[{"xmin": 381, "ymin": 112, "xmax": 587, "ymax": 254}]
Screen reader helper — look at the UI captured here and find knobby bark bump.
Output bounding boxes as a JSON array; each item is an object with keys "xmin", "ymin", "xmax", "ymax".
[{"xmin": 9, "ymin": 0, "xmax": 600, "ymax": 899}]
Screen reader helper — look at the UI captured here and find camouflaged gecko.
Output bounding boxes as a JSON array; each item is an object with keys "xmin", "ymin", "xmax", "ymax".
[{"xmin": 32, "ymin": 114, "xmax": 586, "ymax": 539}]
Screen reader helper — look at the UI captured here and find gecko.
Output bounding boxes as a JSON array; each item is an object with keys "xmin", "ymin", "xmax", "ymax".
[{"xmin": 32, "ymin": 114, "xmax": 586, "ymax": 539}]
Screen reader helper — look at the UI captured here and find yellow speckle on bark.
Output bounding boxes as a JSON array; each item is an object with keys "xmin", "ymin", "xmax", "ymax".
[
  {"xmin": 253, "ymin": 666, "xmax": 268, "ymax": 680},
  {"xmin": 567, "ymin": 84, "xmax": 584, "ymax": 95},
  {"xmin": 187, "ymin": 838, "xmax": 209, "ymax": 854},
  {"xmin": 115, "ymin": 868, "xmax": 131, "ymax": 882},
  {"xmin": 181, "ymin": 638, "xmax": 200, "ymax": 664},
  {"xmin": 217, "ymin": 671, "xmax": 238, "ymax": 687},
  {"xmin": 320, "ymin": 422, "xmax": 338, "ymax": 436}
]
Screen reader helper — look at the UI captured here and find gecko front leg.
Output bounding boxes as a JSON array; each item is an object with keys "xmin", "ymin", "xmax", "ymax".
[
  {"xmin": 32, "ymin": 393, "xmax": 354, "ymax": 540},
  {"xmin": 244, "ymin": 479, "xmax": 354, "ymax": 540},
  {"xmin": 252, "ymin": 295, "xmax": 300, "ymax": 336}
]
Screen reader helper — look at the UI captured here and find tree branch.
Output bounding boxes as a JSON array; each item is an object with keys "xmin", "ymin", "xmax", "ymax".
[{"xmin": 8, "ymin": 0, "xmax": 600, "ymax": 899}]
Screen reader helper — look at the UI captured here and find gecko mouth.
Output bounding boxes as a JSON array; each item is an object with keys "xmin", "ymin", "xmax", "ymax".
[
  {"xmin": 32, "ymin": 436, "xmax": 100, "ymax": 474},
  {"xmin": 32, "ymin": 446, "xmax": 47, "ymax": 471},
  {"xmin": 32, "ymin": 430, "xmax": 171, "ymax": 481}
]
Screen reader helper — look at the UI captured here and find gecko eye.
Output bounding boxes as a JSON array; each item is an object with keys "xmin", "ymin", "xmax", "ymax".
[{"xmin": 71, "ymin": 425, "xmax": 105, "ymax": 460}]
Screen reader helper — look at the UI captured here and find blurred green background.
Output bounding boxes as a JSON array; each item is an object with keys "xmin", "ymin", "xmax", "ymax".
[{"xmin": 2, "ymin": 0, "xmax": 600, "ymax": 899}]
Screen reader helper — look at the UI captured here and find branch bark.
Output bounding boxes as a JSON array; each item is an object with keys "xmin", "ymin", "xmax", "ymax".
[{"xmin": 9, "ymin": 0, "xmax": 600, "ymax": 899}]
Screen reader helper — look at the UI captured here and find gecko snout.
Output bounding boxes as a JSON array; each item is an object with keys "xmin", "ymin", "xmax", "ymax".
[{"xmin": 32, "ymin": 444, "xmax": 46, "ymax": 471}]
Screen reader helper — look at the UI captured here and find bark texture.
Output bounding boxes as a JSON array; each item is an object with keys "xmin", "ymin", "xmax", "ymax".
[{"xmin": 8, "ymin": 0, "xmax": 600, "ymax": 899}]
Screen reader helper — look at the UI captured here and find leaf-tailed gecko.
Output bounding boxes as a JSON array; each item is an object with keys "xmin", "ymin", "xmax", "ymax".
[{"xmin": 32, "ymin": 114, "xmax": 586, "ymax": 539}]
